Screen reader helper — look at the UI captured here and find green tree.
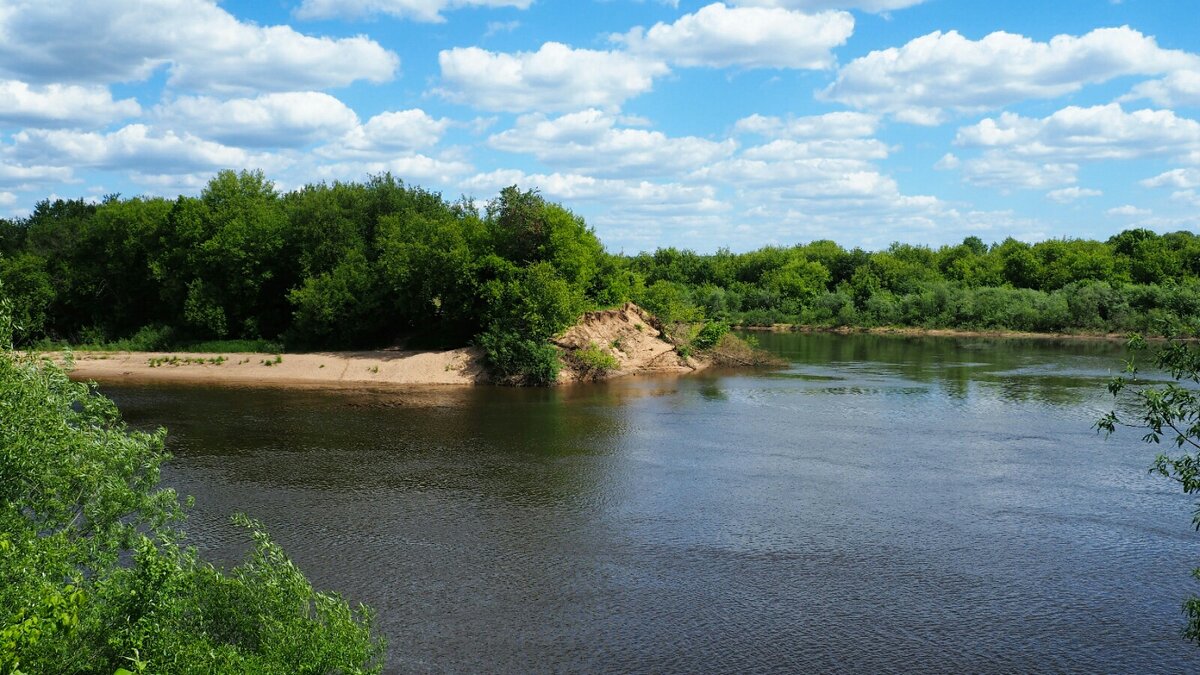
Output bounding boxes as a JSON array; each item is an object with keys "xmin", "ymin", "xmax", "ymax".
[
  {"xmin": 0, "ymin": 288, "xmax": 384, "ymax": 673},
  {"xmin": 0, "ymin": 253, "xmax": 54, "ymax": 343},
  {"xmin": 1099, "ymin": 333, "xmax": 1200, "ymax": 642}
]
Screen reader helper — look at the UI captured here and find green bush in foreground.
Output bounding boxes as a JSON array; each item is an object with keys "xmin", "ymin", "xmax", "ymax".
[
  {"xmin": 1099, "ymin": 331, "xmax": 1200, "ymax": 643},
  {"xmin": 0, "ymin": 297, "xmax": 383, "ymax": 673}
]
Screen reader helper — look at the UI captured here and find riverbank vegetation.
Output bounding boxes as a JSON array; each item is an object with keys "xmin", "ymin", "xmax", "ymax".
[
  {"xmin": 0, "ymin": 296, "xmax": 384, "ymax": 673},
  {"xmin": 1, "ymin": 170, "xmax": 1197, "ymax": 383}
]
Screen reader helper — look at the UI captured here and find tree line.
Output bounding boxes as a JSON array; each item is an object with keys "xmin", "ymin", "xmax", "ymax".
[{"xmin": 1, "ymin": 170, "xmax": 1198, "ymax": 381}]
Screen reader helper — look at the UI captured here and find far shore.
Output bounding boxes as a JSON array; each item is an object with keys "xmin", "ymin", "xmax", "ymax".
[
  {"xmin": 735, "ymin": 324, "xmax": 1148, "ymax": 342},
  {"xmin": 48, "ymin": 348, "xmax": 487, "ymax": 387}
]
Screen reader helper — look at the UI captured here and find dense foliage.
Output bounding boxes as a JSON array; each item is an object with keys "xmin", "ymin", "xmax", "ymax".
[
  {"xmin": 0, "ymin": 293, "xmax": 383, "ymax": 673},
  {"xmin": 2, "ymin": 171, "xmax": 1198, "ymax": 382},
  {"xmin": 628, "ymin": 234, "xmax": 1200, "ymax": 333},
  {"xmin": 1099, "ymin": 333, "xmax": 1200, "ymax": 642}
]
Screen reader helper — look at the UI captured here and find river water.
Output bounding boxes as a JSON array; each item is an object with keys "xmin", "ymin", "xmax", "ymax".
[{"xmin": 103, "ymin": 333, "xmax": 1199, "ymax": 673}]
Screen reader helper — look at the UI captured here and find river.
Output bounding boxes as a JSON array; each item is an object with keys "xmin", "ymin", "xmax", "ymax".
[{"xmin": 103, "ymin": 333, "xmax": 1198, "ymax": 673}]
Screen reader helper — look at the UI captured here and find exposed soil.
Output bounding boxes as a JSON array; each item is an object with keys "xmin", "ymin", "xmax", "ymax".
[{"xmin": 553, "ymin": 303, "xmax": 701, "ymax": 383}]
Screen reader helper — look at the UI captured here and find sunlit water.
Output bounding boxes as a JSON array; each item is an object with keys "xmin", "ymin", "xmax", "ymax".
[{"xmin": 103, "ymin": 333, "xmax": 1199, "ymax": 673}]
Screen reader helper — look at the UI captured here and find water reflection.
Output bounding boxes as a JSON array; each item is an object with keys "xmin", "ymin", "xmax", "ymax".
[
  {"xmin": 748, "ymin": 331, "xmax": 1125, "ymax": 407},
  {"xmin": 101, "ymin": 333, "xmax": 1195, "ymax": 673}
]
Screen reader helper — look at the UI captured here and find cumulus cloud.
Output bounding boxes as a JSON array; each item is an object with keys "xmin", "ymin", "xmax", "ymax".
[
  {"xmin": 296, "ymin": 0, "xmax": 532, "ymax": 23},
  {"xmin": 933, "ymin": 153, "xmax": 960, "ymax": 170},
  {"xmin": 1171, "ymin": 190, "xmax": 1200, "ymax": 207},
  {"xmin": 1046, "ymin": 187, "xmax": 1101, "ymax": 203},
  {"xmin": 615, "ymin": 3, "xmax": 853, "ymax": 69},
  {"xmin": 0, "ymin": 80, "xmax": 141, "ymax": 128},
  {"xmin": 1124, "ymin": 68, "xmax": 1200, "ymax": 108},
  {"xmin": 0, "ymin": 0, "xmax": 398, "ymax": 93},
  {"xmin": 310, "ymin": 155, "xmax": 473, "ymax": 186},
  {"xmin": 958, "ymin": 153, "xmax": 1078, "ymax": 190},
  {"xmin": 487, "ymin": 109, "xmax": 735, "ymax": 177},
  {"xmin": 0, "ymin": 161, "xmax": 73, "ymax": 188},
  {"xmin": 156, "ymin": 93, "xmax": 359, "ymax": 148},
  {"xmin": 1107, "ymin": 204, "xmax": 1151, "ymax": 217},
  {"xmin": 437, "ymin": 43, "xmax": 667, "ymax": 112},
  {"xmin": 10, "ymin": 124, "xmax": 280, "ymax": 175},
  {"xmin": 821, "ymin": 26, "xmax": 1199, "ymax": 123},
  {"xmin": 1141, "ymin": 168, "xmax": 1200, "ymax": 189},
  {"xmin": 954, "ymin": 104, "xmax": 1200, "ymax": 162},
  {"xmin": 462, "ymin": 170, "xmax": 728, "ymax": 218},
  {"xmin": 734, "ymin": 111, "xmax": 879, "ymax": 138},
  {"xmin": 319, "ymin": 110, "xmax": 453, "ymax": 160},
  {"xmin": 740, "ymin": 138, "xmax": 888, "ymax": 161}
]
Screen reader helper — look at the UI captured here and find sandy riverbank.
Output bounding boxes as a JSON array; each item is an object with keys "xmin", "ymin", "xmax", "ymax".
[{"xmin": 50, "ymin": 348, "xmax": 487, "ymax": 387}]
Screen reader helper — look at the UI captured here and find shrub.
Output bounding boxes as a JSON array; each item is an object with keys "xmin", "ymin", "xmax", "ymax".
[
  {"xmin": 477, "ymin": 327, "xmax": 561, "ymax": 386},
  {"xmin": 570, "ymin": 341, "xmax": 620, "ymax": 380},
  {"xmin": 692, "ymin": 321, "xmax": 730, "ymax": 350},
  {"xmin": 0, "ymin": 312, "xmax": 384, "ymax": 672}
]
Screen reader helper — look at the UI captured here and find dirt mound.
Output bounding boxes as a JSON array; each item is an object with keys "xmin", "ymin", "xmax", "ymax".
[{"xmin": 553, "ymin": 303, "xmax": 701, "ymax": 382}]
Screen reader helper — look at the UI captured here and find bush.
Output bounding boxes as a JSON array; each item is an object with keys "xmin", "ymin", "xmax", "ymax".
[
  {"xmin": 477, "ymin": 327, "xmax": 561, "ymax": 386},
  {"xmin": 569, "ymin": 341, "xmax": 620, "ymax": 380},
  {"xmin": 692, "ymin": 321, "xmax": 730, "ymax": 350},
  {"xmin": 0, "ymin": 300, "xmax": 384, "ymax": 673}
]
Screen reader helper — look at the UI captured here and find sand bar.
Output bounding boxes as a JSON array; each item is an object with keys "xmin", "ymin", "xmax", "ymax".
[{"xmin": 49, "ymin": 348, "xmax": 487, "ymax": 387}]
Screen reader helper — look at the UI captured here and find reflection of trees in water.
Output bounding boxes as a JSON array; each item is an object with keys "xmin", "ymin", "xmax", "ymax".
[
  {"xmin": 747, "ymin": 331, "xmax": 1121, "ymax": 407},
  {"xmin": 981, "ymin": 375, "xmax": 1097, "ymax": 406},
  {"xmin": 106, "ymin": 381, "xmax": 637, "ymax": 510}
]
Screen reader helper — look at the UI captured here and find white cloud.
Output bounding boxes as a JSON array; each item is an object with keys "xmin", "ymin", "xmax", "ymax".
[
  {"xmin": 733, "ymin": 111, "xmax": 878, "ymax": 138},
  {"xmin": 0, "ymin": 80, "xmax": 140, "ymax": 128},
  {"xmin": 1124, "ymin": 68, "xmax": 1200, "ymax": 108},
  {"xmin": 310, "ymin": 155, "xmax": 473, "ymax": 186},
  {"xmin": 484, "ymin": 20, "xmax": 521, "ymax": 37},
  {"xmin": 296, "ymin": 0, "xmax": 532, "ymax": 23},
  {"xmin": 740, "ymin": 138, "xmax": 889, "ymax": 161},
  {"xmin": 437, "ymin": 43, "xmax": 668, "ymax": 112},
  {"xmin": 1046, "ymin": 186, "xmax": 1101, "ymax": 203},
  {"xmin": 128, "ymin": 171, "xmax": 213, "ymax": 196},
  {"xmin": 0, "ymin": 0, "xmax": 398, "ymax": 94},
  {"xmin": 615, "ymin": 3, "xmax": 853, "ymax": 69},
  {"xmin": 0, "ymin": 162, "xmax": 74, "ymax": 188},
  {"xmin": 693, "ymin": 157, "xmax": 901, "ymax": 197},
  {"xmin": 1107, "ymin": 204, "xmax": 1151, "ymax": 217},
  {"xmin": 955, "ymin": 104, "xmax": 1200, "ymax": 162},
  {"xmin": 933, "ymin": 153, "xmax": 960, "ymax": 170},
  {"xmin": 731, "ymin": 0, "xmax": 925, "ymax": 12},
  {"xmin": 487, "ymin": 109, "xmax": 735, "ymax": 177},
  {"xmin": 0, "ymin": 191, "xmax": 15, "ymax": 207},
  {"xmin": 156, "ymin": 93, "xmax": 359, "ymax": 148},
  {"xmin": 1141, "ymin": 168, "xmax": 1200, "ymax": 189},
  {"xmin": 821, "ymin": 27, "xmax": 1199, "ymax": 123},
  {"xmin": 958, "ymin": 153, "xmax": 1078, "ymax": 190},
  {"xmin": 463, "ymin": 169, "xmax": 728, "ymax": 212},
  {"xmin": 320, "ymin": 110, "xmax": 452, "ymax": 160},
  {"xmin": 1171, "ymin": 190, "xmax": 1200, "ymax": 207},
  {"xmin": 10, "ymin": 125, "xmax": 280, "ymax": 175}
]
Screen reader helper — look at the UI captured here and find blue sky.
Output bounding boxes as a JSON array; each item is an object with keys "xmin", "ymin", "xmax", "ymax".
[{"xmin": 0, "ymin": 0, "xmax": 1197, "ymax": 252}]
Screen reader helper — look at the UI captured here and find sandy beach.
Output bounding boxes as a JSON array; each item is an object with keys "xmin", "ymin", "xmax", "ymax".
[{"xmin": 51, "ymin": 348, "xmax": 488, "ymax": 387}]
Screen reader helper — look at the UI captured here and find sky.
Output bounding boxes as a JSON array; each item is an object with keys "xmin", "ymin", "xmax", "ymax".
[{"xmin": 0, "ymin": 0, "xmax": 1198, "ymax": 253}]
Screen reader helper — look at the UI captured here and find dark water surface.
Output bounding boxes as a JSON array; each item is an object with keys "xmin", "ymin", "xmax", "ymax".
[{"xmin": 103, "ymin": 333, "xmax": 1199, "ymax": 673}]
